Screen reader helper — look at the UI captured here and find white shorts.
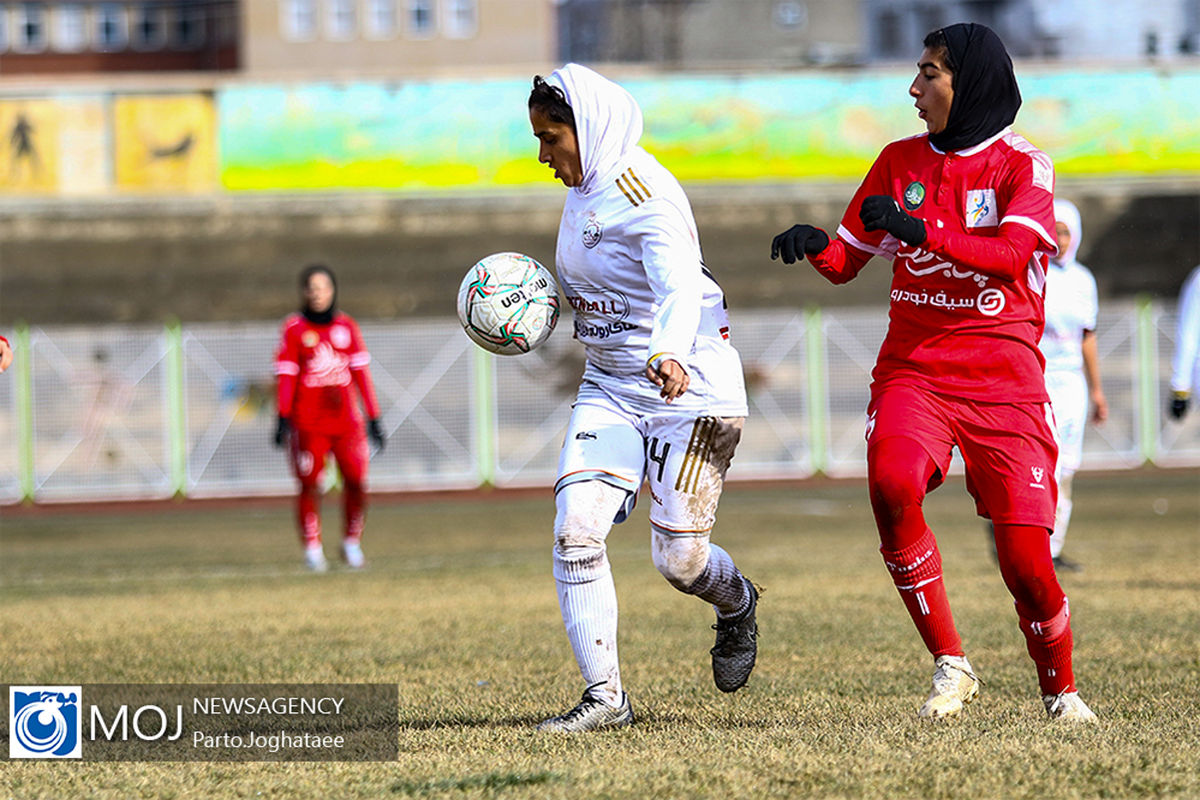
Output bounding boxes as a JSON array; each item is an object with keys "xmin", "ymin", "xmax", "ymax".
[
  {"xmin": 555, "ymin": 392, "xmax": 744, "ymax": 536},
  {"xmin": 1046, "ymin": 369, "xmax": 1087, "ymax": 474}
]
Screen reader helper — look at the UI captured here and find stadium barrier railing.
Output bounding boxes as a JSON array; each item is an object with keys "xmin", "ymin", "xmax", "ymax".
[{"xmin": 0, "ymin": 298, "xmax": 1195, "ymax": 505}]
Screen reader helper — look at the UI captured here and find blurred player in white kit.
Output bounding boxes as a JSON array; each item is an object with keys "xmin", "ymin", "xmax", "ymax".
[
  {"xmin": 1039, "ymin": 198, "xmax": 1107, "ymax": 572},
  {"xmin": 528, "ymin": 64, "xmax": 759, "ymax": 732},
  {"xmin": 1168, "ymin": 265, "xmax": 1200, "ymax": 420}
]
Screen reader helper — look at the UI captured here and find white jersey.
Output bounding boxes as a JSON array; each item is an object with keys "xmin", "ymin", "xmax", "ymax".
[
  {"xmin": 1170, "ymin": 265, "xmax": 1200, "ymax": 394},
  {"xmin": 1040, "ymin": 259, "xmax": 1098, "ymax": 375},
  {"xmin": 555, "ymin": 146, "xmax": 748, "ymax": 417}
]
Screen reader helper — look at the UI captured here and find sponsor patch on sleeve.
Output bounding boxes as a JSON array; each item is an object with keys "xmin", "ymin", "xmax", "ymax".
[{"xmin": 1030, "ymin": 152, "xmax": 1054, "ymax": 192}]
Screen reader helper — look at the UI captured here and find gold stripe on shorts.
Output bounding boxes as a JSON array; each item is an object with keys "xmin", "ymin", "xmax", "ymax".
[{"xmin": 675, "ymin": 417, "xmax": 719, "ymax": 494}]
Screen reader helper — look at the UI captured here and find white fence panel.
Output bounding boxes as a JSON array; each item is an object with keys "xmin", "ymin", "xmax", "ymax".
[
  {"xmin": 822, "ymin": 308, "xmax": 887, "ymax": 478},
  {"xmin": 29, "ymin": 326, "xmax": 173, "ymax": 502},
  {"xmin": 729, "ymin": 309, "xmax": 815, "ymax": 479},
  {"xmin": 362, "ymin": 320, "xmax": 480, "ymax": 491},
  {"xmin": 490, "ymin": 330, "xmax": 579, "ymax": 488},
  {"xmin": 182, "ymin": 323, "xmax": 291, "ymax": 497},
  {"xmin": 1081, "ymin": 301, "xmax": 1144, "ymax": 468}
]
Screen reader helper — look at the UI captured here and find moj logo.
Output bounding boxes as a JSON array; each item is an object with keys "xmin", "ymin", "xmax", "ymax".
[{"xmin": 10, "ymin": 686, "xmax": 82, "ymax": 758}]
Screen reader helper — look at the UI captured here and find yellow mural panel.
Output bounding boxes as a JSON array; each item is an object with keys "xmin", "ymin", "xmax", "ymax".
[
  {"xmin": 0, "ymin": 100, "xmax": 61, "ymax": 194},
  {"xmin": 114, "ymin": 95, "xmax": 217, "ymax": 193}
]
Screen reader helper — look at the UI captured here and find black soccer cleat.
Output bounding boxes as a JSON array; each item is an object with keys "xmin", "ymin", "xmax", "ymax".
[{"xmin": 711, "ymin": 578, "xmax": 759, "ymax": 693}]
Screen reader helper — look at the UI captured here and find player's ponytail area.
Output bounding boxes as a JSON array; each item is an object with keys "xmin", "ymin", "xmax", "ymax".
[{"xmin": 1, "ymin": 469, "xmax": 1196, "ymax": 798}]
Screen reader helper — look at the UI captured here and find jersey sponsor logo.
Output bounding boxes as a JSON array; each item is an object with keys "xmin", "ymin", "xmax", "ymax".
[
  {"xmin": 566, "ymin": 287, "xmax": 631, "ymax": 320},
  {"xmin": 888, "ymin": 286, "xmax": 1007, "ymax": 316},
  {"xmin": 977, "ymin": 288, "xmax": 1006, "ymax": 316},
  {"xmin": 581, "ymin": 218, "xmax": 603, "ymax": 249},
  {"xmin": 302, "ymin": 342, "xmax": 352, "ymax": 388},
  {"xmin": 903, "ymin": 181, "xmax": 926, "ymax": 211},
  {"xmin": 331, "ymin": 325, "xmax": 351, "ymax": 349},
  {"xmin": 302, "ymin": 330, "xmax": 319, "ymax": 348},
  {"xmin": 966, "ymin": 189, "xmax": 999, "ymax": 228},
  {"xmin": 901, "ymin": 248, "xmax": 989, "ymax": 287}
]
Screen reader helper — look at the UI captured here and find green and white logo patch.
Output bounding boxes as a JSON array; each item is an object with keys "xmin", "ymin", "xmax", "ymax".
[{"xmin": 903, "ymin": 181, "xmax": 926, "ymax": 211}]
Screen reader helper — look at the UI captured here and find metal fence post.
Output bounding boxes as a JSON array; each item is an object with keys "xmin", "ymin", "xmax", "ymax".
[
  {"xmin": 472, "ymin": 346, "xmax": 496, "ymax": 487},
  {"xmin": 1136, "ymin": 295, "xmax": 1158, "ymax": 465},
  {"xmin": 165, "ymin": 319, "xmax": 188, "ymax": 496},
  {"xmin": 805, "ymin": 306, "xmax": 828, "ymax": 476}
]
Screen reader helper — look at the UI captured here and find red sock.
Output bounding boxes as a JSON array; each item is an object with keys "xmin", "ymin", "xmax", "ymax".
[
  {"xmin": 1018, "ymin": 598, "xmax": 1076, "ymax": 695},
  {"xmin": 880, "ymin": 528, "xmax": 963, "ymax": 657},
  {"xmin": 994, "ymin": 523, "xmax": 1075, "ymax": 695},
  {"xmin": 298, "ymin": 486, "xmax": 321, "ymax": 547},
  {"xmin": 344, "ymin": 484, "xmax": 365, "ymax": 542}
]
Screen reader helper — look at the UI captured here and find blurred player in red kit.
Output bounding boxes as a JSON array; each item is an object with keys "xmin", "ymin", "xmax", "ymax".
[
  {"xmin": 0, "ymin": 335, "xmax": 13, "ymax": 373},
  {"xmin": 274, "ymin": 264, "xmax": 385, "ymax": 572},
  {"xmin": 771, "ymin": 23, "xmax": 1096, "ymax": 722}
]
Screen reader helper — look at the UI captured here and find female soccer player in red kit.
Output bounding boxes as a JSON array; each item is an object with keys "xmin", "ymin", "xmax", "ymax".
[
  {"xmin": 275, "ymin": 265, "xmax": 385, "ymax": 572},
  {"xmin": 772, "ymin": 23, "xmax": 1096, "ymax": 722}
]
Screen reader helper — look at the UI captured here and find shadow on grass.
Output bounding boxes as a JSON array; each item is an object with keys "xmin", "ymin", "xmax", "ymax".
[{"xmin": 391, "ymin": 770, "xmax": 562, "ymax": 796}]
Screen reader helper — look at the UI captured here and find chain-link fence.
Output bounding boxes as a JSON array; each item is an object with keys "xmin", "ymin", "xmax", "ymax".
[{"xmin": 1, "ymin": 298, "xmax": 1196, "ymax": 504}]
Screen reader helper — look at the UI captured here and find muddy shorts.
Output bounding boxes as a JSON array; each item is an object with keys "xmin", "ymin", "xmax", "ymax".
[{"xmin": 555, "ymin": 398, "xmax": 744, "ymax": 537}]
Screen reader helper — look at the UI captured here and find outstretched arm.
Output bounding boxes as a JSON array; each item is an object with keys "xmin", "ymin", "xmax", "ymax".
[{"xmin": 859, "ymin": 195, "xmax": 1041, "ymax": 282}]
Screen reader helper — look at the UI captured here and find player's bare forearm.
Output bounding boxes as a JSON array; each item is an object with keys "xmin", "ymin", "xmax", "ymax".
[{"xmin": 1081, "ymin": 332, "xmax": 1107, "ymax": 423}]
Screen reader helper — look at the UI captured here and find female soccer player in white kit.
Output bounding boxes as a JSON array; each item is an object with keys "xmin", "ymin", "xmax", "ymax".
[
  {"xmin": 1169, "ymin": 265, "xmax": 1200, "ymax": 420},
  {"xmin": 1040, "ymin": 198, "xmax": 1107, "ymax": 571},
  {"xmin": 529, "ymin": 64, "xmax": 759, "ymax": 732}
]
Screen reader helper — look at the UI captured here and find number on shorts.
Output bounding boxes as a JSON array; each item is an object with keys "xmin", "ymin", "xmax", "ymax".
[{"xmin": 646, "ymin": 436, "xmax": 671, "ymax": 483}]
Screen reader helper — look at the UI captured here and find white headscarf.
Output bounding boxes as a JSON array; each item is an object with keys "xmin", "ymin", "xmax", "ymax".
[
  {"xmin": 1053, "ymin": 198, "xmax": 1083, "ymax": 266},
  {"xmin": 545, "ymin": 63, "xmax": 643, "ymax": 196}
]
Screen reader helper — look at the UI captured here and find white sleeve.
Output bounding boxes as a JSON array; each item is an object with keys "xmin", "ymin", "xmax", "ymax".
[
  {"xmin": 1171, "ymin": 266, "xmax": 1200, "ymax": 393},
  {"xmin": 1082, "ymin": 268, "xmax": 1099, "ymax": 331},
  {"xmin": 631, "ymin": 198, "xmax": 702, "ymax": 370}
]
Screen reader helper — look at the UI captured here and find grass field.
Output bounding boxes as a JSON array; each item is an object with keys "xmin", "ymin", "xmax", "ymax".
[{"xmin": 1, "ymin": 468, "xmax": 1198, "ymax": 799}]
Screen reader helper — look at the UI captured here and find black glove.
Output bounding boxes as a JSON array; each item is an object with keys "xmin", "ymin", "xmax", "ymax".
[
  {"xmin": 770, "ymin": 224, "xmax": 830, "ymax": 265},
  {"xmin": 859, "ymin": 195, "xmax": 927, "ymax": 245},
  {"xmin": 367, "ymin": 418, "xmax": 386, "ymax": 451},
  {"xmin": 273, "ymin": 416, "xmax": 291, "ymax": 448},
  {"xmin": 1169, "ymin": 391, "xmax": 1190, "ymax": 420}
]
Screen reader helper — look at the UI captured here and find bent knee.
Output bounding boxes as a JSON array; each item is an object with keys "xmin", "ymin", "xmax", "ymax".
[{"xmin": 651, "ymin": 531, "xmax": 709, "ymax": 589}]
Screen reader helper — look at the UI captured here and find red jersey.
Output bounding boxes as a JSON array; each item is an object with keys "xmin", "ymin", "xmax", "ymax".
[
  {"xmin": 812, "ymin": 128, "xmax": 1057, "ymax": 403},
  {"xmin": 275, "ymin": 311, "xmax": 380, "ymax": 435}
]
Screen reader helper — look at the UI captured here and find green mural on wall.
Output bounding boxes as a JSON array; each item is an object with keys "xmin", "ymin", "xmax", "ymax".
[{"xmin": 193, "ymin": 66, "xmax": 1200, "ymax": 192}]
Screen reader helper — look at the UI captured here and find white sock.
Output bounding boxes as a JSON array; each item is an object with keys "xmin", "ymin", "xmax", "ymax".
[{"xmin": 555, "ymin": 562, "xmax": 622, "ymax": 707}]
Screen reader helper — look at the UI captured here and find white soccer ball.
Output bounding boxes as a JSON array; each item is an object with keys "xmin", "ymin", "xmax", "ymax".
[{"xmin": 456, "ymin": 252, "xmax": 559, "ymax": 355}]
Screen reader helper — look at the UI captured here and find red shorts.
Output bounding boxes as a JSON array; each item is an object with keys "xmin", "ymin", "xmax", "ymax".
[
  {"xmin": 866, "ymin": 384, "xmax": 1058, "ymax": 527},
  {"xmin": 290, "ymin": 427, "xmax": 369, "ymax": 487}
]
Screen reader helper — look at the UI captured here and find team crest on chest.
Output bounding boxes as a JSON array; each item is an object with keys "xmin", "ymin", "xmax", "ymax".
[
  {"xmin": 331, "ymin": 325, "xmax": 351, "ymax": 349},
  {"xmin": 582, "ymin": 218, "xmax": 603, "ymax": 249},
  {"xmin": 903, "ymin": 181, "xmax": 925, "ymax": 211},
  {"xmin": 301, "ymin": 330, "xmax": 319, "ymax": 348}
]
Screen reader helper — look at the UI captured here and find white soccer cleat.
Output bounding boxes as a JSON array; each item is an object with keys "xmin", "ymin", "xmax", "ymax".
[
  {"xmin": 536, "ymin": 689, "xmax": 634, "ymax": 733},
  {"xmin": 918, "ymin": 654, "xmax": 981, "ymax": 720},
  {"xmin": 1044, "ymin": 691, "xmax": 1098, "ymax": 722},
  {"xmin": 341, "ymin": 539, "xmax": 366, "ymax": 569},
  {"xmin": 304, "ymin": 543, "xmax": 328, "ymax": 573}
]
